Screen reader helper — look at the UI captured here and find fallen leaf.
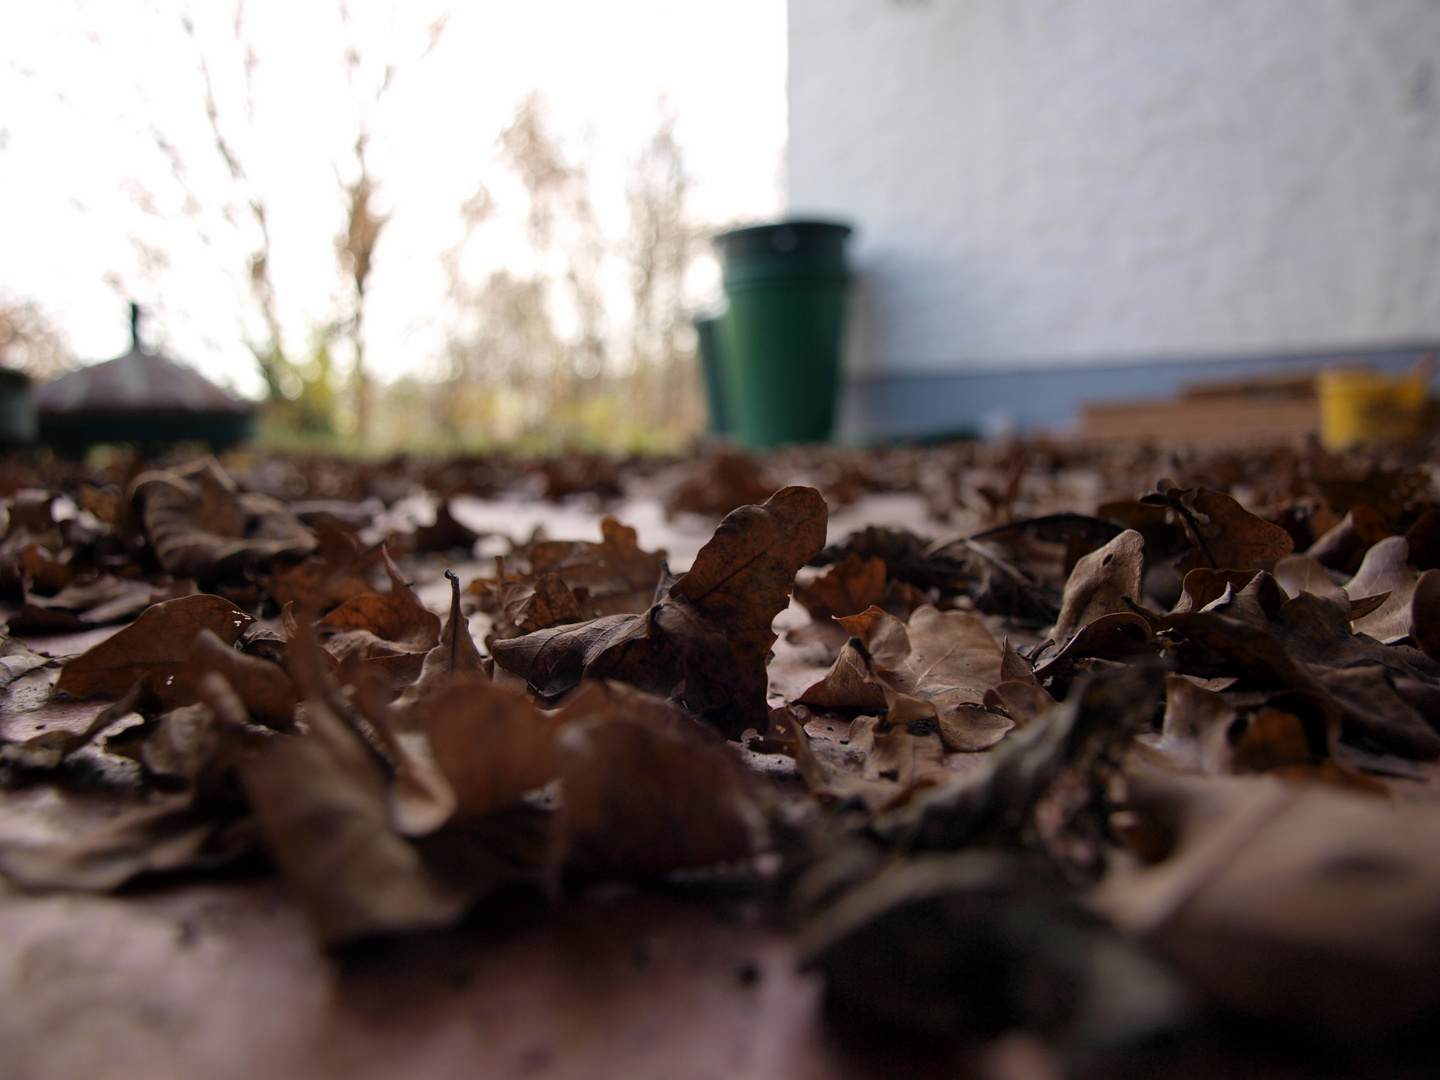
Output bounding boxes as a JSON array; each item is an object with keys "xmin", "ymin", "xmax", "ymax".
[
  {"xmin": 555, "ymin": 712, "xmax": 763, "ymax": 879},
  {"xmin": 1098, "ymin": 767, "xmax": 1440, "ymax": 1042},
  {"xmin": 0, "ymin": 636, "xmax": 52, "ymax": 685},
  {"xmin": 798, "ymin": 850, "xmax": 1190, "ymax": 1047},
  {"xmin": 662, "ymin": 449, "xmax": 777, "ymax": 518},
  {"xmin": 526, "ymin": 515, "xmax": 668, "ymax": 617},
  {"xmin": 55, "ymin": 594, "xmax": 254, "ymax": 700},
  {"xmin": 8, "ymin": 574, "xmax": 196, "ymax": 633},
  {"xmin": 131, "ymin": 457, "xmax": 316, "ymax": 579},
  {"xmin": 1050, "ymin": 529, "xmax": 1145, "ymax": 644},
  {"xmin": 493, "ymin": 486, "xmax": 827, "ymax": 738},
  {"xmin": 1307, "ymin": 504, "xmax": 1392, "ymax": 574},
  {"xmin": 317, "ymin": 548, "xmax": 442, "ymax": 684},
  {"xmin": 796, "ymin": 638, "xmax": 888, "ymax": 713},
  {"xmin": 0, "ymin": 794, "xmax": 233, "ymax": 891},
  {"xmin": 1344, "ymin": 535, "xmax": 1418, "ymax": 642},
  {"xmin": 1411, "ymin": 568, "xmax": 1440, "ymax": 662},
  {"xmin": 1271, "ymin": 553, "xmax": 1346, "ymax": 605},
  {"xmin": 1157, "ymin": 486, "xmax": 1294, "ymax": 574},
  {"xmin": 237, "ymin": 689, "xmax": 467, "ymax": 946},
  {"xmin": 795, "ymin": 554, "xmax": 888, "ymax": 622},
  {"xmin": 425, "ymin": 677, "xmax": 566, "ymax": 822},
  {"xmin": 866, "ymin": 606, "xmax": 1012, "ymax": 752}
]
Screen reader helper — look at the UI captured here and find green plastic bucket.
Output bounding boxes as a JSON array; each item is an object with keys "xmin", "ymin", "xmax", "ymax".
[
  {"xmin": 713, "ymin": 220, "xmax": 851, "ymax": 448},
  {"xmin": 692, "ymin": 314, "xmax": 731, "ymax": 436}
]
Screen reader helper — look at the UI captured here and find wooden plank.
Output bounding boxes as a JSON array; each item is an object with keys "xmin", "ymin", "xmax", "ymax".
[{"xmin": 1078, "ymin": 397, "xmax": 1321, "ymax": 445}]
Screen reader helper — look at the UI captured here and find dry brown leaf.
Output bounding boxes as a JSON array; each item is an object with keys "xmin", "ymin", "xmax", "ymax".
[
  {"xmin": 765, "ymin": 709, "xmax": 948, "ymax": 813},
  {"xmin": 145, "ymin": 628, "xmax": 299, "ymax": 730},
  {"xmin": 0, "ymin": 795, "xmax": 226, "ymax": 891},
  {"xmin": 9, "ymin": 574, "xmax": 197, "ymax": 633},
  {"xmin": 493, "ymin": 486, "xmax": 827, "ymax": 738},
  {"xmin": 1173, "ymin": 568, "xmax": 1265, "ymax": 614},
  {"xmin": 1272, "ymin": 553, "xmax": 1346, "ymax": 605},
  {"xmin": 1192, "ymin": 571, "xmax": 1286, "ymax": 629},
  {"xmin": 262, "ymin": 516, "xmax": 380, "ymax": 613},
  {"xmin": 981, "ymin": 679, "xmax": 1056, "ymax": 728},
  {"xmin": 426, "ymin": 677, "xmax": 566, "ymax": 822},
  {"xmin": 1411, "ymin": 568, "xmax": 1440, "ymax": 662},
  {"xmin": 1050, "ymin": 529, "xmax": 1145, "ymax": 644},
  {"xmin": 796, "ymin": 638, "xmax": 888, "ymax": 713},
  {"xmin": 795, "ymin": 554, "xmax": 888, "ymax": 622},
  {"xmin": 317, "ymin": 547, "xmax": 442, "ymax": 649},
  {"xmin": 526, "ymin": 516, "xmax": 668, "ymax": 617},
  {"xmin": 1137, "ymin": 675, "xmax": 1240, "ymax": 775},
  {"xmin": 237, "ymin": 691, "xmax": 467, "ymax": 946},
  {"xmin": 507, "ymin": 572, "xmax": 584, "ymax": 634},
  {"xmin": 55, "ymin": 593, "xmax": 254, "ymax": 700},
  {"xmin": 1307, "ymin": 503, "xmax": 1392, "ymax": 574},
  {"xmin": 0, "ymin": 636, "xmax": 51, "ymax": 685},
  {"xmin": 1344, "ymin": 535, "xmax": 1417, "ymax": 642},
  {"xmin": 880, "ymin": 613, "xmax": 1011, "ymax": 751},
  {"xmin": 1168, "ymin": 487, "xmax": 1294, "ymax": 575},
  {"xmin": 662, "ymin": 449, "xmax": 777, "ymax": 519},
  {"xmin": 555, "ymin": 713, "xmax": 763, "ymax": 879},
  {"xmin": 1, "ymin": 685, "xmax": 144, "ymax": 772},
  {"xmin": 131, "ymin": 457, "xmax": 316, "ymax": 578},
  {"xmin": 1097, "ymin": 768, "xmax": 1440, "ymax": 1042}
]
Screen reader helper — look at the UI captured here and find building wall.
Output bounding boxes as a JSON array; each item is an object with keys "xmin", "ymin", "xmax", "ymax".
[{"xmin": 788, "ymin": 0, "xmax": 1440, "ymax": 433}]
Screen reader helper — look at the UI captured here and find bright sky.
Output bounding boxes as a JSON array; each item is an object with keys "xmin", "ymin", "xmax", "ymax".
[{"xmin": 0, "ymin": 0, "xmax": 788, "ymax": 398}]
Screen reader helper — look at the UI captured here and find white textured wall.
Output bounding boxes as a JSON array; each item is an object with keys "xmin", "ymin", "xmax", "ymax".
[{"xmin": 788, "ymin": 0, "xmax": 1440, "ymax": 374}]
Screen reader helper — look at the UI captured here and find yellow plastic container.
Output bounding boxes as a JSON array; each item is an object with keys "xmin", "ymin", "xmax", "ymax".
[{"xmin": 1315, "ymin": 364, "xmax": 1431, "ymax": 450}]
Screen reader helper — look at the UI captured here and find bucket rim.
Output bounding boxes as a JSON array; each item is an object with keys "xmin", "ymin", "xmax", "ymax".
[{"xmin": 712, "ymin": 219, "xmax": 854, "ymax": 245}]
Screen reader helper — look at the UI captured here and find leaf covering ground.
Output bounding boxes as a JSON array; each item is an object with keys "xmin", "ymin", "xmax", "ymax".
[{"xmin": 3, "ymin": 441, "xmax": 1440, "ymax": 1074}]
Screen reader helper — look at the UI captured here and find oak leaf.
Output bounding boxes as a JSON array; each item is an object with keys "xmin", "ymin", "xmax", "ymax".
[{"xmin": 493, "ymin": 486, "xmax": 828, "ymax": 738}]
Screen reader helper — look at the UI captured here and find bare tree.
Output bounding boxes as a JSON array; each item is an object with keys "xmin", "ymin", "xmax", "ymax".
[
  {"xmin": 442, "ymin": 94, "xmax": 705, "ymax": 449},
  {"xmin": 0, "ymin": 295, "xmax": 70, "ymax": 380},
  {"xmin": 624, "ymin": 99, "xmax": 702, "ymax": 429}
]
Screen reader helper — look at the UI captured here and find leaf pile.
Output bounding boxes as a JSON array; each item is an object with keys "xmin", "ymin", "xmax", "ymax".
[{"xmin": 4, "ymin": 444, "xmax": 1440, "ymax": 1069}]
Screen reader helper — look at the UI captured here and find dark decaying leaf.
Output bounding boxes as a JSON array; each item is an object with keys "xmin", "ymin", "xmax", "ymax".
[
  {"xmin": 798, "ymin": 851, "xmax": 1190, "ymax": 1048},
  {"xmin": 493, "ymin": 486, "xmax": 828, "ymax": 738},
  {"xmin": 55, "ymin": 594, "xmax": 254, "ymax": 700}
]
